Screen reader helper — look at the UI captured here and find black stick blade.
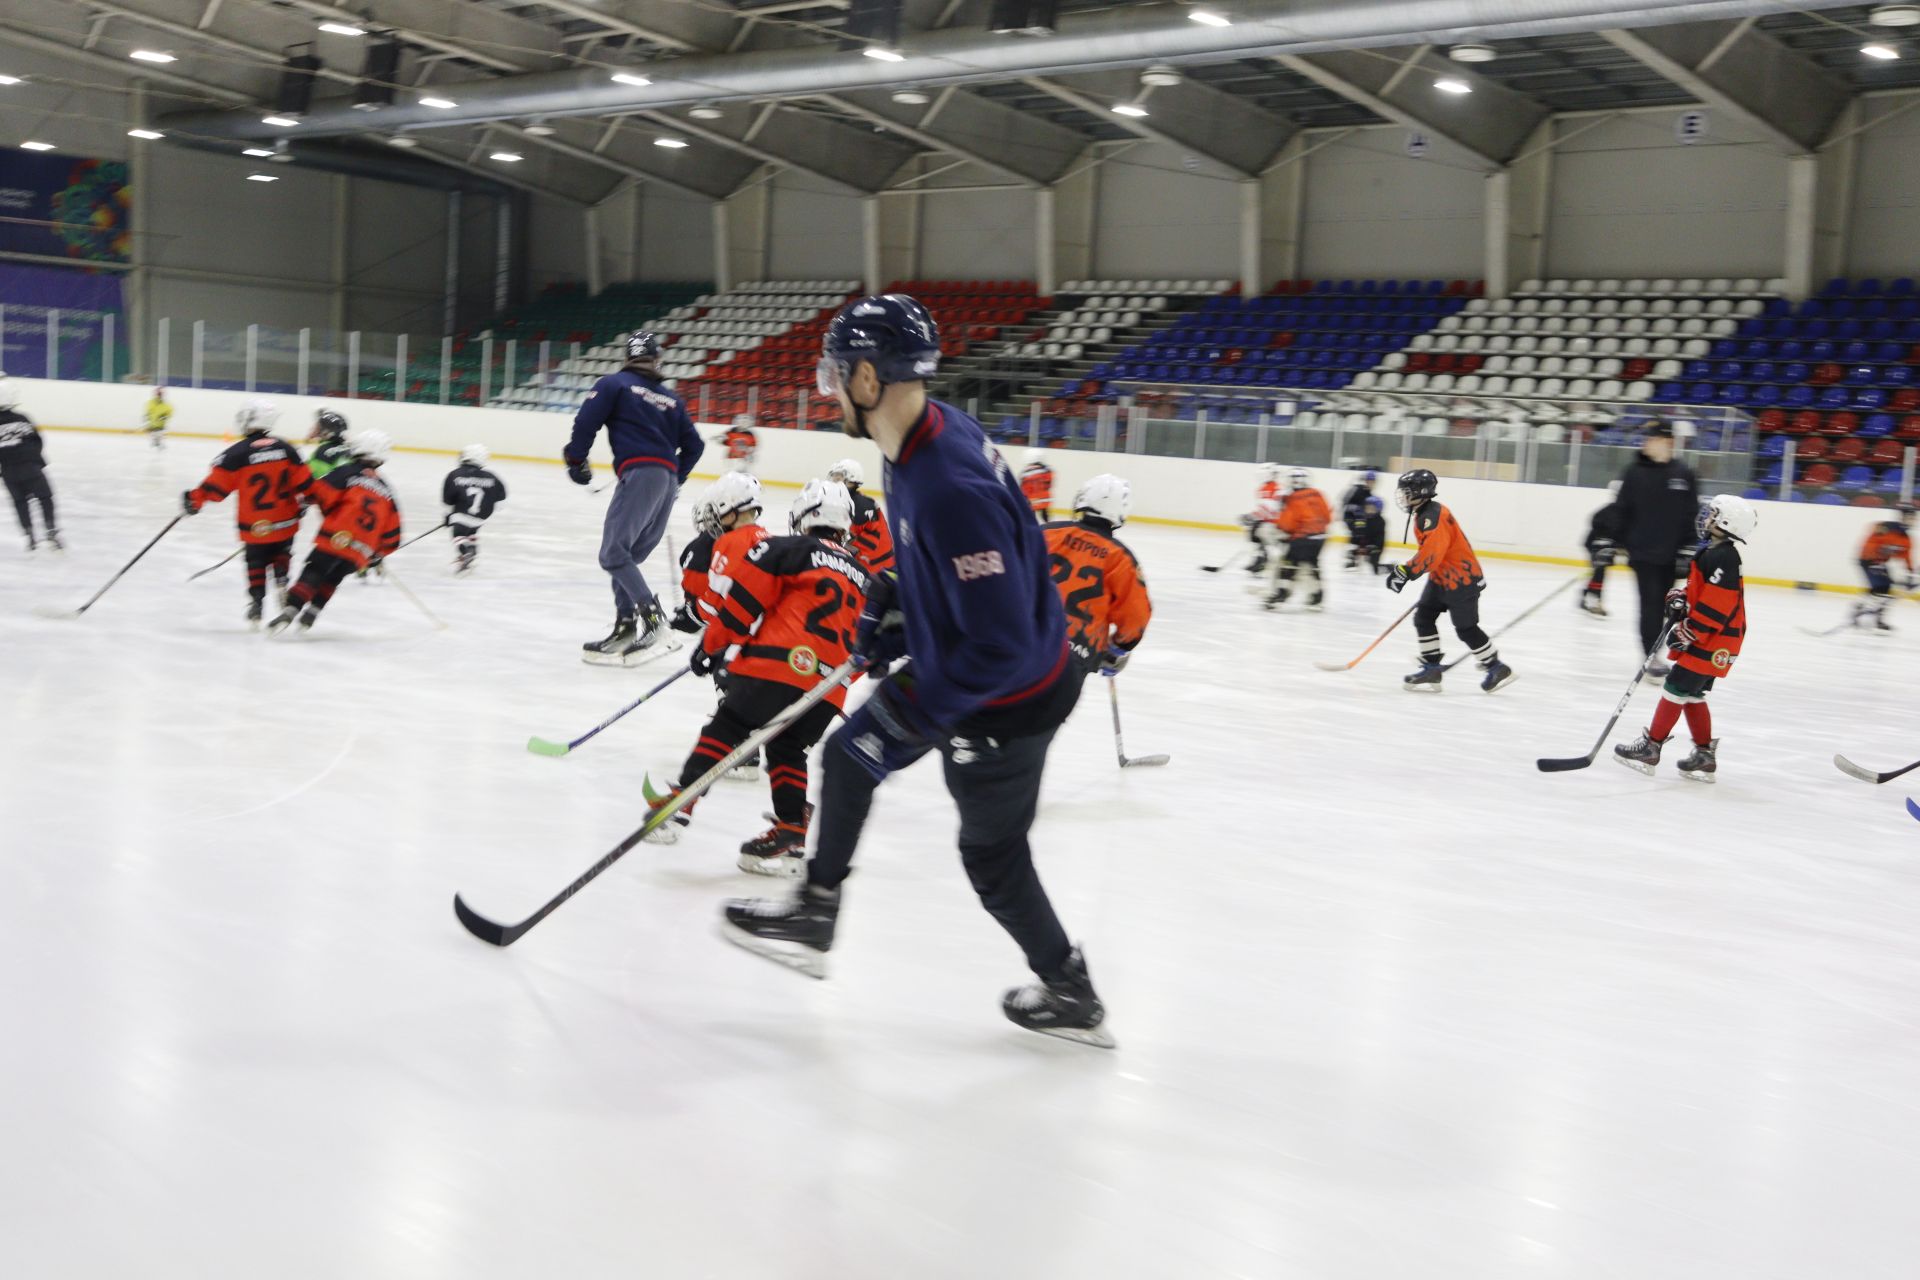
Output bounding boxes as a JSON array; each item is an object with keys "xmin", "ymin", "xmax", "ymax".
[
  {"xmin": 1536, "ymin": 756, "xmax": 1595, "ymax": 773},
  {"xmin": 454, "ymin": 894, "xmax": 523, "ymax": 947}
]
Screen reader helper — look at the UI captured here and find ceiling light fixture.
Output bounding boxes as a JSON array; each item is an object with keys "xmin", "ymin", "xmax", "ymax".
[
  {"xmin": 1111, "ymin": 102, "xmax": 1149, "ymax": 118},
  {"xmin": 418, "ymin": 96, "xmax": 456, "ymax": 109},
  {"xmin": 129, "ymin": 50, "xmax": 177, "ymax": 64},
  {"xmin": 490, "ymin": 151, "xmax": 523, "ymax": 162},
  {"xmin": 611, "ymin": 72, "xmax": 652, "ymax": 87},
  {"xmin": 1863, "ymin": 42, "xmax": 1902, "ymax": 60},
  {"xmin": 654, "ymin": 136, "xmax": 689, "ymax": 148},
  {"xmin": 1435, "ymin": 77, "xmax": 1473, "ymax": 94},
  {"xmin": 688, "ymin": 106, "xmax": 723, "ymax": 120},
  {"xmin": 1188, "ymin": 9, "xmax": 1231, "ymax": 27},
  {"xmin": 386, "ymin": 135, "xmax": 419, "ymax": 148},
  {"xmin": 1870, "ymin": 4, "xmax": 1920, "ymax": 27},
  {"xmin": 318, "ymin": 21, "xmax": 366, "ymax": 36},
  {"xmin": 262, "ymin": 114, "xmax": 299, "ymax": 126},
  {"xmin": 127, "ymin": 128, "xmax": 164, "ymax": 140},
  {"xmin": 246, "ymin": 173, "xmax": 278, "ymax": 182},
  {"xmin": 522, "ymin": 121, "xmax": 556, "ymax": 135},
  {"xmin": 0, "ymin": 75, "xmax": 23, "ymax": 86},
  {"xmin": 863, "ymin": 46, "xmax": 906, "ymax": 62},
  {"xmin": 243, "ymin": 147, "xmax": 275, "ymax": 157},
  {"xmin": 890, "ymin": 88, "xmax": 930, "ymax": 105},
  {"xmin": 1141, "ymin": 64, "xmax": 1182, "ymax": 87},
  {"xmin": 21, "ymin": 140, "xmax": 55, "ymax": 151},
  {"xmin": 1449, "ymin": 43, "xmax": 1497, "ymax": 63}
]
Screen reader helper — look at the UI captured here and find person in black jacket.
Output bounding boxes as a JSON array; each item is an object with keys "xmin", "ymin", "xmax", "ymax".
[
  {"xmin": 563, "ymin": 330, "xmax": 705, "ymax": 663},
  {"xmin": 1581, "ymin": 480, "xmax": 1624, "ymax": 617},
  {"xmin": 1614, "ymin": 420, "xmax": 1699, "ymax": 674},
  {"xmin": 443, "ymin": 443, "xmax": 507, "ymax": 574},
  {"xmin": 0, "ymin": 381, "xmax": 60, "ymax": 551}
]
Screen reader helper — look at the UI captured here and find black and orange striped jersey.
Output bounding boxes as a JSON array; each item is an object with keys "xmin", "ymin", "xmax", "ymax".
[
  {"xmin": 1673, "ymin": 537, "xmax": 1746, "ymax": 678},
  {"xmin": 307, "ymin": 460, "xmax": 401, "ymax": 570},
  {"xmin": 1277, "ymin": 487, "xmax": 1331, "ymax": 538},
  {"xmin": 1043, "ymin": 519, "xmax": 1152, "ymax": 667},
  {"xmin": 847, "ymin": 488, "xmax": 895, "ymax": 572},
  {"xmin": 722, "ymin": 426, "xmax": 757, "ymax": 461},
  {"xmin": 678, "ymin": 529, "xmax": 718, "ymax": 626},
  {"xmin": 1404, "ymin": 500, "xmax": 1485, "ymax": 591},
  {"xmin": 705, "ymin": 522, "xmax": 770, "ymax": 614},
  {"xmin": 705, "ymin": 534, "xmax": 871, "ymax": 708},
  {"xmin": 1020, "ymin": 463, "xmax": 1053, "ymax": 517},
  {"xmin": 187, "ymin": 435, "xmax": 313, "ymax": 544},
  {"xmin": 1860, "ymin": 521, "xmax": 1913, "ymax": 569}
]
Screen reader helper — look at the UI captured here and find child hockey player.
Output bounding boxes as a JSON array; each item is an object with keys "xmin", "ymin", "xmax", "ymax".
[
  {"xmin": 443, "ymin": 443, "xmax": 507, "ymax": 574},
  {"xmin": 1043, "ymin": 474, "xmax": 1153, "ymax": 674},
  {"xmin": 142, "ymin": 386, "xmax": 172, "ymax": 450},
  {"xmin": 1853, "ymin": 502, "xmax": 1913, "ymax": 632},
  {"xmin": 645, "ymin": 479, "xmax": 870, "ymax": 878},
  {"xmin": 669, "ymin": 473, "xmax": 772, "ymax": 776},
  {"xmin": 307, "ymin": 408, "xmax": 352, "ymax": 480},
  {"xmin": 1350, "ymin": 495, "xmax": 1386, "ymax": 575},
  {"xmin": 1244, "ymin": 463, "xmax": 1284, "ymax": 573},
  {"xmin": 1581, "ymin": 480, "xmax": 1625, "ymax": 617},
  {"xmin": 1019, "ymin": 449, "xmax": 1054, "ymax": 522},
  {"xmin": 826, "ymin": 457, "xmax": 894, "ymax": 572},
  {"xmin": 1613, "ymin": 494, "xmax": 1756, "ymax": 782},
  {"xmin": 267, "ymin": 429, "xmax": 402, "ymax": 636},
  {"xmin": 722, "ymin": 414, "xmax": 758, "ymax": 471},
  {"xmin": 1385, "ymin": 468, "xmax": 1516, "ymax": 693},
  {"xmin": 0, "ymin": 381, "xmax": 60, "ymax": 551},
  {"xmin": 1339, "ymin": 470, "xmax": 1377, "ymax": 570},
  {"xmin": 181, "ymin": 399, "xmax": 313, "ymax": 628},
  {"xmin": 1265, "ymin": 468, "xmax": 1331, "ymax": 610}
]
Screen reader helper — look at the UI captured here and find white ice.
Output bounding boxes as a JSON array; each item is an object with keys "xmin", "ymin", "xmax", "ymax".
[{"xmin": 4, "ymin": 432, "xmax": 1920, "ymax": 1279}]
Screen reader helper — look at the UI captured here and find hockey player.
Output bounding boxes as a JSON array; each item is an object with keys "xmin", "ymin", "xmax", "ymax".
[
  {"xmin": 669, "ymin": 472, "xmax": 773, "ymax": 776},
  {"xmin": 1615, "ymin": 421, "xmax": 1699, "ymax": 673},
  {"xmin": 1581, "ymin": 480, "xmax": 1625, "ymax": 617},
  {"xmin": 1265, "ymin": 468, "xmax": 1331, "ymax": 610},
  {"xmin": 1019, "ymin": 449, "xmax": 1054, "ymax": 522},
  {"xmin": 1386, "ymin": 469, "xmax": 1516, "ymax": 693},
  {"xmin": 267, "ymin": 429, "xmax": 402, "ymax": 636},
  {"xmin": 722, "ymin": 414, "xmax": 758, "ymax": 471},
  {"xmin": 1339, "ymin": 470, "xmax": 1377, "ymax": 570},
  {"xmin": 1349, "ymin": 495, "xmax": 1386, "ymax": 576},
  {"xmin": 1244, "ymin": 463, "xmax": 1284, "ymax": 574},
  {"xmin": 1613, "ymin": 494, "xmax": 1755, "ymax": 782},
  {"xmin": 565, "ymin": 330, "xmax": 705, "ymax": 664},
  {"xmin": 443, "ymin": 444, "xmax": 507, "ymax": 574},
  {"xmin": 181, "ymin": 399, "xmax": 313, "ymax": 627},
  {"xmin": 826, "ymin": 457, "xmax": 894, "ymax": 572},
  {"xmin": 722, "ymin": 293, "xmax": 1109, "ymax": 1047},
  {"xmin": 0, "ymin": 382, "xmax": 59, "ymax": 551},
  {"xmin": 1043, "ymin": 474, "xmax": 1152, "ymax": 675},
  {"xmin": 1853, "ymin": 502, "xmax": 1914, "ymax": 632},
  {"xmin": 307, "ymin": 408, "xmax": 352, "ymax": 480},
  {"xmin": 142, "ymin": 386, "xmax": 172, "ymax": 450},
  {"xmin": 647, "ymin": 479, "xmax": 870, "ymax": 878}
]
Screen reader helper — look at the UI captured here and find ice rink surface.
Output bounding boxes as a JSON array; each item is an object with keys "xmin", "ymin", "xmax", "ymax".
[{"xmin": 5, "ymin": 431, "xmax": 1920, "ymax": 1279}]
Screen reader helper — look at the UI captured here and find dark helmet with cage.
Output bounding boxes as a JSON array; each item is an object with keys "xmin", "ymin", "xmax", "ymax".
[
  {"xmin": 1395, "ymin": 468, "xmax": 1438, "ymax": 513},
  {"xmin": 313, "ymin": 408, "xmax": 349, "ymax": 443},
  {"xmin": 625, "ymin": 330, "xmax": 661, "ymax": 363}
]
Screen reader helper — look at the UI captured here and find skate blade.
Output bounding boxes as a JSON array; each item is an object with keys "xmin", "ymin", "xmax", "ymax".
[
  {"xmin": 722, "ymin": 766, "xmax": 763, "ymax": 783},
  {"xmin": 1483, "ymin": 671, "xmax": 1518, "ymax": 694},
  {"xmin": 1026, "ymin": 1023, "xmax": 1117, "ymax": 1050},
  {"xmin": 1678, "ymin": 769, "xmax": 1716, "ymax": 784},
  {"xmin": 737, "ymin": 853, "xmax": 804, "ymax": 878},
  {"xmin": 1612, "ymin": 753, "xmax": 1656, "ymax": 776},
  {"xmin": 1402, "ymin": 683, "xmax": 1443, "ymax": 694},
  {"xmin": 642, "ymin": 825, "xmax": 681, "ymax": 846},
  {"xmin": 718, "ymin": 922, "xmax": 827, "ymax": 979},
  {"xmin": 619, "ymin": 641, "xmax": 684, "ymax": 667}
]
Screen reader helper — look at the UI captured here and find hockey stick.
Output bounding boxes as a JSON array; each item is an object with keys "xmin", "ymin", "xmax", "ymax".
[
  {"xmin": 1200, "ymin": 548, "xmax": 1246, "ymax": 574},
  {"xmin": 1107, "ymin": 676, "xmax": 1170, "ymax": 768},
  {"xmin": 186, "ymin": 545, "xmax": 244, "ymax": 582},
  {"xmin": 1313, "ymin": 603, "xmax": 1416, "ymax": 671},
  {"xmin": 1440, "ymin": 575, "xmax": 1584, "ymax": 672},
  {"xmin": 1537, "ymin": 623, "xmax": 1675, "ymax": 773},
  {"xmin": 39, "ymin": 515, "xmax": 182, "ymax": 618},
  {"xmin": 1832, "ymin": 752, "xmax": 1920, "ymax": 785},
  {"xmin": 455, "ymin": 655, "xmax": 866, "ymax": 947},
  {"xmin": 381, "ymin": 565, "xmax": 447, "ymax": 630},
  {"xmin": 394, "ymin": 518, "xmax": 451, "ymax": 553},
  {"xmin": 666, "ymin": 533, "xmax": 682, "ymax": 609},
  {"xmin": 528, "ymin": 663, "xmax": 693, "ymax": 757}
]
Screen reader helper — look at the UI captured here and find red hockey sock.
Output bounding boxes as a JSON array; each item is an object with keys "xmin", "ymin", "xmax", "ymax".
[
  {"xmin": 1683, "ymin": 701, "xmax": 1712, "ymax": 744},
  {"xmin": 1648, "ymin": 698, "xmax": 1681, "ymax": 741}
]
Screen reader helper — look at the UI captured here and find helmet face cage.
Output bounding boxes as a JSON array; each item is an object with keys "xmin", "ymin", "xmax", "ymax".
[
  {"xmin": 816, "ymin": 355, "xmax": 849, "ymax": 399},
  {"xmin": 626, "ymin": 331, "xmax": 660, "ymax": 362},
  {"xmin": 1395, "ymin": 470, "xmax": 1436, "ymax": 513},
  {"xmin": 1288, "ymin": 468, "xmax": 1309, "ymax": 491}
]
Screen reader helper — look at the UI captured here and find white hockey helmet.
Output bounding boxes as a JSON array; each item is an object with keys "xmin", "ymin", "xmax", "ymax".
[
  {"xmin": 703, "ymin": 470, "xmax": 762, "ymax": 528},
  {"xmin": 1288, "ymin": 467, "xmax": 1310, "ymax": 491},
  {"xmin": 827, "ymin": 457, "xmax": 865, "ymax": 489},
  {"xmin": 345, "ymin": 427, "xmax": 391, "ymax": 465},
  {"xmin": 1022, "ymin": 449, "xmax": 1050, "ymax": 473},
  {"xmin": 0, "ymin": 379, "xmax": 17, "ymax": 411},
  {"xmin": 1257, "ymin": 462, "xmax": 1281, "ymax": 483},
  {"xmin": 235, "ymin": 398, "xmax": 280, "ymax": 434},
  {"xmin": 790, "ymin": 478, "xmax": 854, "ymax": 537},
  {"xmin": 1699, "ymin": 493, "xmax": 1757, "ymax": 544},
  {"xmin": 730, "ymin": 413, "xmax": 756, "ymax": 430},
  {"xmin": 1073, "ymin": 473, "xmax": 1131, "ymax": 528},
  {"xmin": 460, "ymin": 443, "xmax": 491, "ymax": 468}
]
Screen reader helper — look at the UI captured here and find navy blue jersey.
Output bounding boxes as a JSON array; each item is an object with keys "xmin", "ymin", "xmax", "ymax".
[
  {"xmin": 0, "ymin": 410, "xmax": 45, "ymax": 477},
  {"xmin": 882, "ymin": 401, "xmax": 1070, "ymax": 731},
  {"xmin": 443, "ymin": 463, "xmax": 507, "ymax": 523},
  {"xmin": 564, "ymin": 368, "xmax": 704, "ymax": 481}
]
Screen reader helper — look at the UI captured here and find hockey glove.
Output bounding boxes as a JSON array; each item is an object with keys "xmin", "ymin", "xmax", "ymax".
[
  {"xmin": 565, "ymin": 458, "xmax": 593, "ymax": 486},
  {"xmin": 688, "ymin": 642, "xmax": 723, "ymax": 677},
  {"xmin": 854, "ymin": 569, "xmax": 908, "ymax": 666},
  {"xmin": 668, "ymin": 602, "xmax": 704, "ymax": 634},
  {"xmin": 1672, "ymin": 617, "xmax": 1698, "ymax": 650},
  {"xmin": 1099, "ymin": 647, "xmax": 1132, "ymax": 677},
  {"xmin": 180, "ymin": 490, "xmax": 199, "ymax": 516},
  {"xmin": 1384, "ymin": 564, "xmax": 1414, "ymax": 594},
  {"xmin": 1664, "ymin": 585, "xmax": 1689, "ymax": 620},
  {"xmin": 834, "ymin": 674, "xmax": 936, "ymax": 784}
]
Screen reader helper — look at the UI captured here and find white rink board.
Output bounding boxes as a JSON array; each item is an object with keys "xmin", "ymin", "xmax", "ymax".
[
  {"xmin": 3, "ymin": 433, "xmax": 1920, "ymax": 1279},
  {"xmin": 7, "ymin": 375, "xmax": 1883, "ymax": 590}
]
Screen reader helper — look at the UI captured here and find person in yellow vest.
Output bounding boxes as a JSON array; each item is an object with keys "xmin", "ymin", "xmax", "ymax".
[{"xmin": 142, "ymin": 387, "xmax": 173, "ymax": 450}]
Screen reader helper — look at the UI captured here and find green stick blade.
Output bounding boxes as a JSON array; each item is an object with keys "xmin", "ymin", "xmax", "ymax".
[{"xmin": 526, "ymin": 736, "xmax": 570, "ymax": 757}]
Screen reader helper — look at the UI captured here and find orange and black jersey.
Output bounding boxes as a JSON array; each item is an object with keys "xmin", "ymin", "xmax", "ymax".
[
  {"xmin": 705, "ymin": 534, "xmax": 871, "ymax": 708},
  {"xmin": 1673, "ymin": 538, "xmax": 1746, "ymax": 678},
  {"xmin": 307, "ymin": 460, "xmax": 402, "ymax": 570},
  {"xmin": 722, "ymin": 427, "xmax": 757, "ymax": 461},
  {"xmin": 1042, "ymin": 519, "xmax": 1152, "ymax": 667},
  {"xmin": 1860, "ymin": 521, "xmax": 1913, "ymax": 569},
  {"xmin": 1404, "ymin": 500, "xmax": 1485, "ymax": 591},
  {"xmin": 846, "ymin": 488, "xmax": 895, "ymax": 572},
  {"xmin": 1277, "ymin": 487, "xmax": 1331, "ymax": 539},
  {"xmin": 187, "ymin": 435, "xmax": 313, "ymax": 544},
  {"xmin": 706, "ymin": 522, "xmax": 770, "ymax": 611},
  {"xmin": 678, "ymin": 529, "xmax": 719, "ymax": 626},
  {"xmin": 1020, "ymin": 464, "xmax": 1053, "ymax": 516}
]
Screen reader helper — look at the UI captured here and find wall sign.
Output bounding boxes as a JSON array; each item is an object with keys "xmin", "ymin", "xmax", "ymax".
[{"xmin": 1675, "ymin": 110, "xmax": 1710, "ymax": 145}]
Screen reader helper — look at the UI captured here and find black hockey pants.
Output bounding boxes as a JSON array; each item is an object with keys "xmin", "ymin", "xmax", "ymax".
[
  {"xmin": 5, "ymin": 470, "xmax": 55, "ymax": 536},
  {"xmin": 1630, "ymin": 558, "xmax": 1679, "ymax": 656},
  {"xmin": 675, "ymin": 675, "xmax": 837, "ymax": 827},
  {"xmin": 287, "ymin": 550, "xmax": 357, "ymax": 615},
  {"xmin": 244, "ymin": 539, "xmax": 294, "ymax": 603}
]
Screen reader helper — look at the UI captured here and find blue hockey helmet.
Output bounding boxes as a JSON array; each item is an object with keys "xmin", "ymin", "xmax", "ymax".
[
  {"xmin": 817, "ymin": 294, "xmax": 942, "ymax": 397},
  {"xmin": 625, "ymin": 330, "xmax": 661, "ymax": 362}
]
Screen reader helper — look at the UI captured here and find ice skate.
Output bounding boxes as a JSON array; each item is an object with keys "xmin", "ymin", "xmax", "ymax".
[
  {"xmin": 22, "ymin": 533, "xmax": 35, "ymax": 553},
  {"xmin": 1612, "ymin": 731, "xmax": 1666, "ymax": 776},
  {"xmin": 1002, "ymin": 947, "xmax": 1114, "ymax": 1049},
  {"xmin": 1642, "ymin": 658, "xmax": 1672, "ymax": 683},
  {"xmin": 1262, "ymin": 587, "xmax": 1289, "ymax": 611},
  {"xmin": 265, "ymin": 606, "xmax": 299, "ymax": 636},
  {"xmin": 1580, "ymin": 591, "xmax": 1607, "ymax": 618},
  {"xmin": 581, "ymin": 615, "xmax": 638, "ymax": 665},
  {"xmin": 720, "ymin": 884, "xmax": 839, "ymax": 978},
  {"xmin": 640, "ymin": 776, "xmax": 692, "ymax": 844},
  {"xmin": 1306, "ymin": 590, "xmax": 1324, "ymax": 612},
  {"xmin": 1402, "ymin": 662, "xmax": 1443, "ymax": 692},
  {"xmin": 1676, "ymin": 738, "xmax": 1718, "ymax": 783},
  {"xmin": 737, "ymin": 822, "xmax": 806, "ymax": 877},
  {"xmin": 44, "ymin": 530, "xmax": 62, "ymax": 552},
  {"xmin": 246, "ymin": 599, "xmax": 263, "ymax": 631},
  {"xmin": 1479, "ymin": 659, "xmax": 1517, "ymax": 693},
  {"xmin": 1246, "ymin": 550, "xmax": 1267, "ymax": 575},
  {"xmin": 724, "ymin": 748, "xmax": 763, "ymax": 782}
]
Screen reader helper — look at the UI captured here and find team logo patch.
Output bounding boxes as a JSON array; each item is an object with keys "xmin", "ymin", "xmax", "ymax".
[
  {"xmin": 789, "ymin": 646, "xmax": 819, "ymax": 676},
  {"xmin": 1712, "ymin": 648, "xmax": 1733, "ymax": 670},
  {"xmin": 330, "ymin": 530, "xmax": 352, "ymax": 551},
  {"xmin": 251, "ymin": 520, "xmax": 273, "ymax": 537}
]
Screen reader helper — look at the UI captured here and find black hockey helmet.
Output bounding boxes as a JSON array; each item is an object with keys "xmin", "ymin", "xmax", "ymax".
[
  {"xmin": 1395, "ymin": 468, "xmax": 1438, "ymax": 513},
  {"xmin": 818, "ymin": 294, "xmax": 942, "ymax": 395},
  {"xmin": 314, "ymin": 408, "xmax": 348, "ymax": 441},
  {"xmin": 625, "ymin": 330, "xmax": 662, "ymax": 363}
]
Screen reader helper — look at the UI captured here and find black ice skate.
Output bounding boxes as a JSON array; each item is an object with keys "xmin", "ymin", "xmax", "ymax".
[
  {"xmin": 1479, "ymin": 658, "xmax": 1517, "ymax": 693},
  {"xmin": 1262, "ymin": 586, "xmax": 1289, "ymax": 611},
  {"xmin": 1306, "ymin": 590, "xmax": 1324, "ymax": 611},
  {"xmin": 1642, "ymin": 658, "xmax": 1672, "ymax": 683},
  {"xmin": 1580, "ymin": 591, "xmax": 1606, "ymax": 618},
  {"xmin": 265, "ymin": 606, "xmax": 299, "ymax": 636},
  {"xmin": 640, "ymin": 777, "xmax": 693, "ymax": 844},
  {"xmin": 1613, "ymin": 731, "xmax": 1667, "ymax": 775},
  {"xmin": 724, "ymin": 748, "xmax": 763, "ymax": 782},
  {"xmin": 1403, "ymin": 662, "xmax": 1444, "ymax": 692},
  {"xmin": 1002, "ymin": 947, "xmax": 1114, "ymax": 1049},
  {"xmin": 737, "ymin": 822, "xmax": 806, "ymax": 877},
  {"xmin": 1246, "ymin": 551, "xmax": 1268, "ymax": 575},
  {"xmin": 581, "ymin": 614, "xmax": 638, "ymax": 664},
  {"xmin": 1676, "ymin": 738, "xmax": 1718, "ymax": 783},
  {"xmin": 720, "ymin": 884, "xmax": 839, "ymax": 979},
  {"xmin": 246, "ymin": 599, "xmax": 263, "ymax": 631},
  {"xmin": 23, "ymin": 533, "xmax": 35, "ymax": 552}
]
